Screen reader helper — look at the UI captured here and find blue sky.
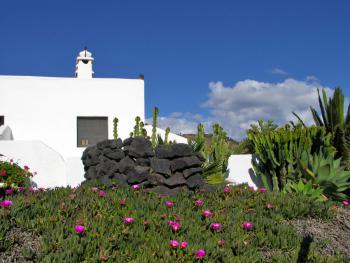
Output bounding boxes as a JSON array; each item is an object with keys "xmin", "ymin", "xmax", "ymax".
[{"xmin": 1, "ymin": 1, "xmax": 350, "ymax": 139}]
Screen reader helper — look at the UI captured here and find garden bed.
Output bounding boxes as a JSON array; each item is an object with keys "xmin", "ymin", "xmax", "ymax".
[{"xmin": 0, "ymin": 182, "xmax": 349, "ymax": 262}]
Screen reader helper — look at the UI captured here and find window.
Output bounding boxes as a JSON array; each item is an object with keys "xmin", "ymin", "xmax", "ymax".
[
  {"xmin": 77, "ymin": 117, "xmax": 108, "ymax": 147},
  {"xmin": 0, "ymin": 116, "xmax": 4, "ymax": 126}
]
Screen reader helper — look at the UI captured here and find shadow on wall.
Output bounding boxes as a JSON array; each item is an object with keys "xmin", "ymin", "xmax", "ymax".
[{"xmin": 0, "ymin": 125, "xmax": 14, "ymax": 140}]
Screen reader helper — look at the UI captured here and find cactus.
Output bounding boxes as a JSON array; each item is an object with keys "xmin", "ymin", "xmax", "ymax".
[
  {"xmin": 164, "ymin": 127, "xmax": 170, "ymax": 144},
  {"xmin": 133, "ymin": 116, "xmax": 141, "ymax": 137},
  {"xmin": 113, "ymin": 117, "xmax": 119, "ymax": 142},
  {"xmin": 151, "ymin": 107, "xmax": 158, "ymax": 147}
]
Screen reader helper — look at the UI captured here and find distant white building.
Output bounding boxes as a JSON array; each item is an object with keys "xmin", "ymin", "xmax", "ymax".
[{"xmin": 0, "ymin": 49, "xmax": 145, "ymax": 187}]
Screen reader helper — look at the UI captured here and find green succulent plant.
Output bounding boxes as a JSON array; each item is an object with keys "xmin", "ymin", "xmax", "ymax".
[
  {"xmin": 283, "ymin": 180, "xmax": 326, "ymax": 202},
  {"xmin": 297, "ymin": 151, "xmax": 350, "ymax": 200}
]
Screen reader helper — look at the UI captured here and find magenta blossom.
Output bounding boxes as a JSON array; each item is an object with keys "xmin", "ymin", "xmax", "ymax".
[
  {"xmin": 342, "ymin": 200, "xmax": 349, "ymax": 207},
  {"xmin": 242, "ymin": 221, "xmax": 253, "ymax": 230},
  {"xmin": 5, "ymin": 189, "xmax": 13, "ymax": 195},
  {"xmin": 165, "ymin": 201, "xmax": 174, "ymax": 207},
  {"xmin": 223, "ymin": 186, "xmax": 231, "ymax": 193},
  {"xmin": 171, "ymin": 222, "xmax": 181, "ymax": 232},
  {"xmin": 258, "ymin": 187, "xmax": 267, "ymax": 193},
  {"xmin": 131, "ymin": 184, "xmax": 140, "ymax": 190},
  {"xmin": 0, "ymin": 200, "xmax": 13, "ymax": 207},
  {"xmin": 168, "ymin": 220, "xmax": 175, "ymax": 226},
  {"xmin": 194, "ymin": 200, "xmax": 204, "ymax": 206},
  {"xmin": 98, "ymin": 191, "xmax": 106, "ymax": 197},
  {"xmin": 123, "ymin": 217, "xmax": 134, "ymax": 224},
  {"xmin": 18, "ymin": 187, "xmax": 25, "ymax": 191},
  {"xmin": 195, "ymin": 249, "xmax": 206, "ymax": 259},
  {"xmin": 24, "ymin": 165, "xmax": 30, "ymax": 171},
  {"xmin": 218, "ymin": 240, "xmax": 225, "ymax": 246},
  {"xmin": 267, "ymin": 203, "xmax": 273, "ymax": 209},
  {"xmin": 202, "ymin": 210, "xmax": 213, "ymax": 218},
  {"xmin": 169, "ymin": 240, "xmax": 179, "ymax": 248},
  {"xmin": 74, "ymin": 225, "xmax": 85, "ymax": 233},
  {"xmin": 210, "ymin": 223, "xmax": 222, "ymax": 231},
  {"xmin": 181, "ymin": 241, "xmax": 188, "ymax": 248}
]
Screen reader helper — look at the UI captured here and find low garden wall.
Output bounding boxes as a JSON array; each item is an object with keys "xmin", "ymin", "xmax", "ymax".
[{"xmin": 81, "ymin": 137, "xmax": 211, "ymax": 195}]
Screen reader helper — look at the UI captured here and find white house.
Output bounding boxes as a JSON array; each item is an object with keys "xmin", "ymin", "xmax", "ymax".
[{"xmin": 0, "ymin": 49, "xmax": 145, "ymax": 187}]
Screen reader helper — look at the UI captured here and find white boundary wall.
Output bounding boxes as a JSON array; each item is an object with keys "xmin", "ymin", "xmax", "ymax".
[
  {"xmin": 226, "ymin": 154, "xmax": 263, "ymax": 189},
  {"xmin": 0, "ymin": 140, "xmax": 68, "ymax": 188}
]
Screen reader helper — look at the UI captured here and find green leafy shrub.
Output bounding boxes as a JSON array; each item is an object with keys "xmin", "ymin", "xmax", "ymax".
[
  {"xmin": 0, "ymin": 160, "xmax": 33, "ymax": 191},
  {"xmin": 283, "ymin": 181, "xmax": 326, "ymax": 202},
  {"xmin": 248, "ymin": 124, "xmax": 335, "ymax": 191},
  {"xmin": 1, "ymin": 182, "xmax": 345, "ymax": 262}
]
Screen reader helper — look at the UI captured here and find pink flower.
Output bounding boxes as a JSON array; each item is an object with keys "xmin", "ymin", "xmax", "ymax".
[
  {"xmin": 171, "ymin": 222, "xmax": 181, "ymax": 232},
  {"xmin": 194, "ymin": 199, "xmax": 204, "ymax": 206},
  {"xmin": 242, "ymin": 221, "xmax": 253, "ymax": 230},
  {"xmin": 5, "ymin": 189, "xmax": 13, "ymax": 195},
  {"xmin": 195, "ymin": 249, "xmax": 206, "ymax": 259},
  {"xmin": 165, "ymin": 201, "xmax": 173, "ymax": 207},
  {"xmin": 24, "ymin": 165, "xmax": 30, "ymax": 171},
  {"xmin": 258, "ymin": 187, "xmax": 267, "ymax": 193},
  {"xmin": 169, "ymin": 240, "xmax": 179, "ymax": 248},
  {"xmin": 202, "ymin": 210, "xmax": 213, "ymax": 218},
  {"xmin": 143, "ymin": 220, "xmax": 149, "ymax": 225},
  {"xmin": 123, "ymin": 217, "xmax": 134, "ymax": 224},
  {"xmin": 218, "ymin": 240, "xmax": 225, "ymax": 246},
  {"xmin": 223, "ymin": 186, "xmax": 231, "ymax": 193},
  {"xmin": 91, "ymin": 187, "xmax": 98, "ymax": 192},
  {"xmin": 0, "ymin": 171, "xmax": 6, "ymax": 176},
  {"xmin": 167, "ymin": 220, "xmax": 175, "ymax": 226},
  {"xmin": 98, "ymin": 191, "xmax": 106, "ymax": 197},
  {"xmin": 267, "ymin": 203, "xmax": 273, "ymax": 209},
  {"xmin": 131, "ymin": 184, "xmax": 140, "ymax": 190},
  {"xmin": 342, "ymin": 200, "xmax": 349, "ymax": 207},
  {"xmin": 28, "ymin": 187, "xmax": 34, "ymax": 192},
  {"xmin": 10, "ymin": 159, "xmax": 13, "ymax": 163},
  {"xmin": 18, "ymin": 187, "xmax": 25, "ymax": 191},
  {"xmin": 180, "ymin": 241, "xmax": 188, "ymax": 248},
  {"xmin": 119, "ymin": 198, "xmax": 126, "ymax": 206},
  {"xmin": 210, "ymin": 223, "xmax": 222, "ymax": 231},
  {"xmin": 0, "ymin": 200, "xmax": 13, "ymax": 207},
  {"xmin": 74, "ymin": 225, "xmax": 85, "ymax": 233}
]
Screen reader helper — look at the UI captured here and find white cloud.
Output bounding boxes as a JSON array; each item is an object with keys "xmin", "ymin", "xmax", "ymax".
[
  {"xmin": 271, "ymin": 68, "xmax": 288, "ymax": 76},
  {"xmin": 152, "ymin": 78, "xmax": 335, "ymax": 140}
]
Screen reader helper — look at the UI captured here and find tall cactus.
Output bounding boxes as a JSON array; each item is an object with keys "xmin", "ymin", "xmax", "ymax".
[
  {"xmin": 165, "ymin": 127, "xmax": 170, "ymax": 144},
  {"xmin": 133, "ymin": 116, "xmax": 141, "ymax": 137},
  {"xmin": 113, "ymin": 117, "xmax": 119, "ymax": 142},
  {"xmin": 151, "ymin": 107, "xmax": 159, "ymax": 147}
]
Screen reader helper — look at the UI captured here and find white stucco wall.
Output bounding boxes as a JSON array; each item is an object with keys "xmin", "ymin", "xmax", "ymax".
[
  {"xmin": 226, "ymin": 154, "xmax": 264, "ymax": 189},
  {"xmin": 0, "ymin": 140, "xmax": 67, "ymax": 188},
  {"xmin": 0, "ymin": 75, "xmax": 145, "ymax": 160}
]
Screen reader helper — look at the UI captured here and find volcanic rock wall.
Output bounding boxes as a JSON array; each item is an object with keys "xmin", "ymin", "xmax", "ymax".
[{"xmin": 81, "ymin": 137, "xmax": 209, "ymax": 195}]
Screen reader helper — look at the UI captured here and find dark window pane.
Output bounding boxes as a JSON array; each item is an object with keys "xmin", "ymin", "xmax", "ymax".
[
  {"xmin": 77, "ymin": 117, "xmax": 108, "ymax": 147},
  {"xmin": 0, "ymin": 116, "xmax": 4, "ymax": 126}
]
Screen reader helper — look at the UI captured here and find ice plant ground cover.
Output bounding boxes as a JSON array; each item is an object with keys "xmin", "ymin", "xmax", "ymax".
[{"xmin": 0, "ymin": 181, "xmax": 349, "ymax": 262}]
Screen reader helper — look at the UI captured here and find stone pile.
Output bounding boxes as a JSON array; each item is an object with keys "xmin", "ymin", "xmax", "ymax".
[{"xmin": 81, "ymin": 137, "xmax": 210, "ymax": 195}]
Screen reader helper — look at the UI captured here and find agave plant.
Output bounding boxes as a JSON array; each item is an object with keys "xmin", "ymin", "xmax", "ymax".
[
  {"xmin": 293, "ymin": 87, "xmax": 350, "ymax": 170},
  {"xmin": 297, "ymin": 151, "xmax": 350, "ymax": 200}
]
